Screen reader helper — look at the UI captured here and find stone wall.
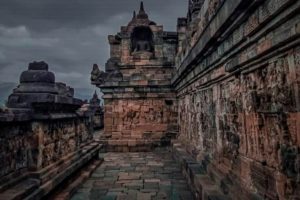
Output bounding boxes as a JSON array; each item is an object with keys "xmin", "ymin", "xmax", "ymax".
[
  {"xmin": 173, "ymin": 0, "xmax": 300, "ymax": 199},
  {"xmin": 104, "ymin": 98, "xmax": 177, "ymax": 147},
  {"xmin": 0, "ymin": 117, "xmax": 92, "ymax": 178},
  {"xmin": 0, "ymin": 121, "xmax": 31, "ymax": 178}
]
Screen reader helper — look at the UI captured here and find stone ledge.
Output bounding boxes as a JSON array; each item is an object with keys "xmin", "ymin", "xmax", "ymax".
[
  {"xmin": 0, "ymin": 142, "xmax": 103, "ymax": 200},
  {"xmin": 102, "ymin": 92, "xmax": 176, "ymax": 99},
  {"xmin": 0, "ymin": 169, "xmax": 30, "ymax": 193},
  {"xmin": 50, "ymin": 158, "xmax": 104, "ymax": 200},
  {"xmin": 173, "ymin": 0, "xmax": 299, "ymax": 91},
  {"xmin": 0, "ymin": 179, "xmax": 40, "ymax": 200},
  {"xmin": 173, "ymin": 0, "xmax": 246, "ymax": 84}
]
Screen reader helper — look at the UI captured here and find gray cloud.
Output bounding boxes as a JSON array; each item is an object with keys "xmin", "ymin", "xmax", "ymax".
[{"xmin": 0, "ymin": 0, "xmax": 187, "ymax": 101}]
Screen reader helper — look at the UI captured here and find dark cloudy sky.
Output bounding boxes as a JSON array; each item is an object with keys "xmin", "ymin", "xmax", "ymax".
[{"xmin": 0, "ymin": 0, "xmax": 187, "ymax": 102}]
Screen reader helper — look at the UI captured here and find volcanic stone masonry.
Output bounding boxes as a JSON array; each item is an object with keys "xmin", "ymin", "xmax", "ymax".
[
  {"xmin": 0, "ymin": 0, "xmax": 299, "ymax": 199},
  {"xmin": 0, "ymin": 61, "xmax": 102, "ymax": 200},
  {"xmin": 173, "ymin": 0, "xmax": 300, "ymax": 199},
  {"xmin": 91, "ymin": 2, "xmax": 179, "ymax": 150},
  {"xmin": 92, "ymin": 0, "xmax": 300, "ymax": 199}
]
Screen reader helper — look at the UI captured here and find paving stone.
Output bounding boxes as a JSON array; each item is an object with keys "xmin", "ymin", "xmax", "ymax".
[
  {"xmin": 101, "ymin": 196, "xmax": 117, "ymax": 200},
  {"xmin": 107, "ymin": 191, "xmax": 124, "ymax": 196},
  {"xmin": 144, "ymin": 182, "xmax": 159, "ymax": 190},
  {"xmin": 109, "ymin": 188, "xmax": 128, "ymax": 192},
  {"xmin": 71, "ymin": 149, "xmax": 194, "ymax": 200},
  {"xmin": 82, "ymin": 180, "xmax": 95, "ymax": 188},
  {"xmin": 141, "ymin": 172, "xmax": 155, "ymax": 179},
  {"xmin": 123, "ymin": 180, "xmax": 143, "ymax": 189},
  {"xmin": 160, "ymin": 181, "xmax": 172, "ymax": 187},
  {"xmin": 89, "ymin": 188, "xmax": 107, "ymax": 200},
  {"xmin": 91, "ymin": 172, "xmax": 105, "ymax": 178},
  {"xmin": 118, "ymin": 172, "xmax": 142, "ymax": 180},
  {"xmin": 127, "ymin": 190, "xmax": 137, "ymax": 200},
  {"xmin": 178, "ymin": 191, "xmax": 194, "ymax": 199},
  {"xmin": 144, "ymin": 179, "xmax": 160, "ymax": 183},
  {"xmin": 72, "ymin": 193, "xmax": 90, "ymax": 200},
  {"xmin": 76, "ymin": 188, "xmax": 92, "ymax": 193},
  {"xmin": 137, "ymin": 192, "xmax": 154, "ymax": 200}
]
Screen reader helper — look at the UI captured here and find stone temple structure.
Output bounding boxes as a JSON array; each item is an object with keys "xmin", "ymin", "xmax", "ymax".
[
  {"xmin": 91, "ymin": 2, "xmax": 179, "ymax": 150},
  {"xmin": 0, "ymin": 0, "xmax": 300, "ymax": 199},
  {"xmin": 0, "ymin": 61, "xmax": 102, "ymax": 199},
  {"xmin": 91, "ymin": 0, "xmax": 300, "ymax": 199}
]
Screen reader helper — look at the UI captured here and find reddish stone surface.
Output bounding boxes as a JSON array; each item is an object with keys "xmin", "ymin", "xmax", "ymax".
[
  {"xmin": 103, "ymin": 99, "xmax": 177, "ymax": 145},
  {"xmin": 173, "ymin": 0, "xmax": 300, "ymax": 199},
  {"xmin": 92, "ymin": 2, "xmax": 178, "ymax": 148}
]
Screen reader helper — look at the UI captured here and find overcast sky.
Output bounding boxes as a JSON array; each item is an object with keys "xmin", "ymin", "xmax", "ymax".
[{"xmin": 0, "ymin": 0, "xmax": 187, "ymax": 100}]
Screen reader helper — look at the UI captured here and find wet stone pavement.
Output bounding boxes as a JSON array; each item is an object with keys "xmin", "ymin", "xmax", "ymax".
[{"xmin": 71, "ymin": 148, "xmax": 194, "ymax": 200}]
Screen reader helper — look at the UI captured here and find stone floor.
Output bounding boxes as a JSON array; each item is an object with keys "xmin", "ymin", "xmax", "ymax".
[{"xmin": 71, "ymin": 148, "xmax": 194, "ymax": 200}]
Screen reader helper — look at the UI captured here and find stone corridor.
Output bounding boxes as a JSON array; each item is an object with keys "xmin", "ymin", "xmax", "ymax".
[{"xmin": 71, "ymin": 149, "xmax": 194, "ymax": 200}]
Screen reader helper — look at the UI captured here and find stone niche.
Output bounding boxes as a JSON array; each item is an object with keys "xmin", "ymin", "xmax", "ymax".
[
  {"xmin": 0, "ymin": 61, "xmax": 101, "ymax": 200},
  {"xmin": 91, "ymin": 2, "xmax": 179, "ymax": 151},
  {"xmin": 131, "ymin": 26, "xmax": 154, "ymax": 54}
]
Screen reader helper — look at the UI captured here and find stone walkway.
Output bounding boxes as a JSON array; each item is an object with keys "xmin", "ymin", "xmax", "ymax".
[{"xmin": 71, "ymin": 149, "xmax": 194, "ymax": 200}]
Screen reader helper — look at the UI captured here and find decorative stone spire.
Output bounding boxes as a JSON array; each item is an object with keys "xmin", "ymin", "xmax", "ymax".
[
  {"xmin": 140, "ymin": 1, "xmax": 145, "ymax": 13},
  {"xmin": 127, "ymin": 2, "xmax": 156, "ymax": 28},
  {"xmin": 93, "ymin": 90, "xmax": 97, "ymax": 98},
  {"xmin": 137, "ymin": 1, "xmax": 148, "ymax": 19},
  {"xmin": 90, "ymin": 90, "xmax": 100, "ymax": 106}
]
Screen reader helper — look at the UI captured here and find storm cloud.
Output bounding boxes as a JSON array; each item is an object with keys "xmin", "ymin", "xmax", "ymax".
[{"xmin": 0, "ymin": 0, "xmax": 187, "ymax": 102}]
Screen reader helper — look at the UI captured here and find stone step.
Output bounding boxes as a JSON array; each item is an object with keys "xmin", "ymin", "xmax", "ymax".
[
  {"xmin": 50, "ymin": 159, "xmax": 104, "ymax": 200},
  {"xmin": 171, "ymin": 141, "xmax": 232, "ymax": 200},
  {"xmin": 30, "ymin": 142, "xmax": 100, "ymax": 183},
  {"xmin": 24, "ymin": 143, "xmax": 103, "ymax": 200},
  {"xmin": 39, "ymin": 144, "xmax": 97, "ymax": 182},
  {"xmin": 195, "ymin": 175, "xmax": 230, "ymax": 200},
  {"xmin": 0, "ymin": 179, "xmax": 40, "ymax": 200},
  {"xmin": 207, "ymin": 165, "xmax": 233, "ymax": 195},
  {"xmin": 0, "ymin": 142, "xmax": 103, "ymax": 200},
  {"xmin": 0, "ymin": 170, "xmax": 29, "ymax": 193},
  {"xmin": 30, "ymin": 143, "xmax": 97, "ymax": 179}
]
